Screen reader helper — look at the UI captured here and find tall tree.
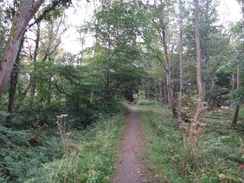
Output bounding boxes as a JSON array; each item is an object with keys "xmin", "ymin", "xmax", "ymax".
[
  {"xmin": 7, "ymin": 37, "xmax": 24, "ymax": 120},
  {"xmin": 183, "ymin": 0, "xmax": 226, "ymax": 105},
  {"xmin": 90, "ymin": 0, "xmax": 145, "ymax": 108},
  {"xmin": 145, "ymin": 0, "xmax": 178, "ymax": 118},
  {"xmin": 30, "ymin": 21, "xmax": 41, "ymax": 98},
  {"xmin": 194, "ymin": 0, "xmax": 203, "ymax": 122},
  {"xmin": 178, "ymin": 0, "xmax": 184, "ymax": 123},
  {"xmin": 0, "ymin": 0, "xmax": 44, "ymax": 95},
  {"xmin": 0, "ymin": 0, "xmax": 72, "ymax": 95},
  {"xmin": 232, "ymin": 66, "xmax": 241, "ymax": 124},
  {"xmin": 231, "ymin": 0, "xmax": 243, "ymax": 124},
  {"xmin": 159, "ymin": 8, "xmax": 178, "ymax": 118}
]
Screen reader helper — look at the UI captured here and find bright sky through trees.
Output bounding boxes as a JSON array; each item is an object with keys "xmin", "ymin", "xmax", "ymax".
[
  {"xmin": 61, "ymin": 0, "xmax": 242, "ymax": 53},
  {"xmin": 216, "ymin": 0, "xmax": 242, "ymax": 26}
]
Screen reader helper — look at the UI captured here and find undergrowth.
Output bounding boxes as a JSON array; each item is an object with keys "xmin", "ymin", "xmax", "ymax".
[
  {"xmin": 30, "ymin": 114, "xmax": 126, "ymax": 183},
  {"xmin": 139, "ymin": 107, "xmax": 244, "ymax": 183},
  {"xmin": 134, "ymin": 98, "xmax": 161, "ymax": 107},
  {"xmin": 0, "ymin": 104, "xmax": 128, "ymax": 183}
]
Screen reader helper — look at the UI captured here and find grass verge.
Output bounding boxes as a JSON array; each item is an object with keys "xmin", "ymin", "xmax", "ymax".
[
  {"xmin": 139, "ymin": 106, "xmax": 244, "ymax": 183},
  {"xmin": 0, "ymin": 112, "xmax": 126, "ymax": 183},
  {"xmin": 31, "ymin": 113, "xmax": 126, "ymax": 183}
]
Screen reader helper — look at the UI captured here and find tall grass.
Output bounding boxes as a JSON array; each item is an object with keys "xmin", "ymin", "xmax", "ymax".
[
  {"xmin": 0, "ymin": 101, "xmax": 129, "ymax": 183},
  {"xmin": 30, "ymin": 114, "xmax": 126, "ymax": 183},
  {"xmin": 139, "ymin": 107, "xmax": 244, "ymax": 183},
  {"xmin": 0, "ymin": 112, "xmax": 126, "ymax": 183}
]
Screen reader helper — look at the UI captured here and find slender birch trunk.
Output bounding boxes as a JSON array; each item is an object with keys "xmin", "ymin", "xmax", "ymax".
[
  {"xmin": 159, "ymin": 10, "xmax": 178, "ymax": 118},
  {"xmin": 31, "ymin": 22, "xmax": 41, "ymax": 98},
  {"xmin": 232, "ymin": 66, "xmax": 241, "ymax": 124},
  {"xmin": 178, "ymin": 0, "xmax": 184, "ymax": 123},
  {"xmin": 194, "ymin": 0, "xmax": 204, "ymax": 122}
]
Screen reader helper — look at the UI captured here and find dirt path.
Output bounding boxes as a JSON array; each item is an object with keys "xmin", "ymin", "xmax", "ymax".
[{"xmin": 112, "ymin": 105, "xmax": 158, "ymax": 183}]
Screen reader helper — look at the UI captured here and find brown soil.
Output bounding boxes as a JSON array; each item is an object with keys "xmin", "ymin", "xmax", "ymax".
[{"xmin": 112, "ymin": 105, "xmax": 159, "ymax": 183}]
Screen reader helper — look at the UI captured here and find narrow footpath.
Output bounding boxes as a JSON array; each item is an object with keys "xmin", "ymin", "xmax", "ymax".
[{"xmin": 112, "ymin": 105, "xmax": 159, "ymax": 183}]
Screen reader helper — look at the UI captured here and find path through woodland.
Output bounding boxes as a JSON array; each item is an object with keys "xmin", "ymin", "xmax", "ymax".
[{"xmin": 112, "ymin": 105, "xmax": 159, "ymax": 183}]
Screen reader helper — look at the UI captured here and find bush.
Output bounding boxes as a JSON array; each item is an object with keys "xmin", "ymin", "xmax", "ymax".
[
  {"xmin": 0, "ymin": 101, "xmax": 128, "ymax": 183},
  {"xmin": 31, "ymin": 113, "xmax": 126, "ymax": 183},
  {"xmin": 135, "ymin": 98, "xmax": 158, "ymax": 106},
  {"xmin": 0, "ymin": 126, "xmax": 62, "ymax": 183},
  {"xmin": 11, "ymin": 100, "xmax": 60, "ymax": 127}
]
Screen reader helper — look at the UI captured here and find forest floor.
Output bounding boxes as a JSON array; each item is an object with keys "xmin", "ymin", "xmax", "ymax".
[{"xmin": 112, "ymin": 104, "xmax": 160, "ymax": 183}]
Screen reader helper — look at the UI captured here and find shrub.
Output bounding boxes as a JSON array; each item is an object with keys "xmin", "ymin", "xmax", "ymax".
[
  {"xmin": 32, "ymin": 114, "xmax": 126, "ymax": 183},
  {"xmin": 0, "ymin": 126, "xmax": 62, "ymax": 183},
  {"xmin": 135, "ymin": 98, "xmax": 158, "ymax": 106}
]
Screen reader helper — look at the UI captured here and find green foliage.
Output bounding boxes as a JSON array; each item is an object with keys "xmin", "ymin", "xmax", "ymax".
[
  {"xmin": 135, "ymin": 98, "xmax": 158, "ymax": 106},
  {"xmin": 94, "ymin": 1, "xmax": 145, "ymax": 47},
  {"xmin": 35, "ymin": 0, "xmax": 72, "ymax": 24},
  {"xmin": 181, "ymin": 94, "xmax": 198, "ymax": 122},
  {"xmin": 0, "ymin": 126, "xmax": 62, "ymax": 183},
  {"xmin": 79, "ymin": 0, "xmax": 149, "ymax": 106},
  {"xmin": 0, "ymin": 0, "xmax": 242, "ymax": 182},
  {"xmin": 139, "ymin": 108, "xmax": 182, "ymax": 182},
  {"xmin": 184, "ymin": 0, "xmax": 232, "ymax": 106},
  {"xmin": 0, "ymin": 126, "xmax": 31, "ymax": 146},
  {"xmin": 203, "ymin": 107, "xmax": 233, "ymax": 120},
  {"xmin": 0, "ymin": 5, "xmax": 8, "ymax": 60},
  {"xmin": 31, "ymin": 113, "xmax": 126, "ymax": 183},
  {"xmin": 139, "ymin": 107, "xmax": 244, "ymax": 183},
  {"xmin": 110, "ymin": 66, "xmax": 148, "ymax": 101},
  {"xmin": 0, "ymin": 111, "xmax": 9, "ymax": 117},
  {"xmin": 228, "ymin": 86, "xmax": 244, "ymax": 107},
  {"xmin": 65, "ymin": 101, "xmax": 128, "ymax": 129},
  {"xmin": 0, "ymin": 102, "xmax": 127, "ymax": 183}
]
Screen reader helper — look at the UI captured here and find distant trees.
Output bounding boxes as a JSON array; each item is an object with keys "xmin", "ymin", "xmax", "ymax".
[
  {"xmin": 142, "ymin": 0, "xmax": 178, "ymax": 118},
  {"xmin": 0, "ymin": 0, "xmax": 242, "ymax": 126},
  {"xmin": 0, "ymin": 5, "xmax": 8, "ymax": 60},
  {"xmin": 137, "ymin": 0, "xmax": 242, "ymax": 123},
  {"xmin": 231, "ymin": 0, "xmax": 243, "ymax": 124},
  {"xmin": 87, "ymin": 0, "xmax": 147, "ymax": 108}
]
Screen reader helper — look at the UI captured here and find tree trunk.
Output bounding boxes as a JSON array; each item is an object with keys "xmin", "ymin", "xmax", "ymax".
[
  {"xmin": 159, "ymin": 78, "xmax": 164, "ymax": 104},
  {"xmin": 90, "ymin": 90, "xmax": 94, "ymax": 104},
  {"xmin": 0, "ymin": 0, "xmax": 44, "ymax": 95},
  {"xmin": 164, "ymin": 78, "xmax": 168, "ymax": 104},
  {"xmin": 232, "ymin": 66, "xmax": 241, "ymax": 124},
  {"xmin": 202, "ymin": 0, "xmax": 210, "ymax": 103},
  {"xmin": 194, "ymin": 0, "xmax": 204, "ymax": 122},
  {"xmin": 7, "ymin": 37, "xmax": 24, "ymax": 121},
  {"xmin": 202, "ymin": 80, "xmax": 206, "ymax": 102},
  {"xmin": 207, "ymin": 74, "xmax": 215, "ymax": 107},
  {"xmin": 231, "ymin": 72, "xmax": 235, "ymax": 90},
  {"xmin": 178, "ymin": 0, "xmax": 184, "ymax": 123},
  {"xmin": 30, "ymin": 22, "xmax": 41, "ymax": 98},
  {"xmin": 7, "ymin": 66, "xmax": 18, "ymax": 120},
  {"xmin": 103, "ymin": 48, "xmax": 112, "ymax": 109},
  {"xmin": 159, "ymin": 10, "xmax": 178, "ymax": 118}
]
